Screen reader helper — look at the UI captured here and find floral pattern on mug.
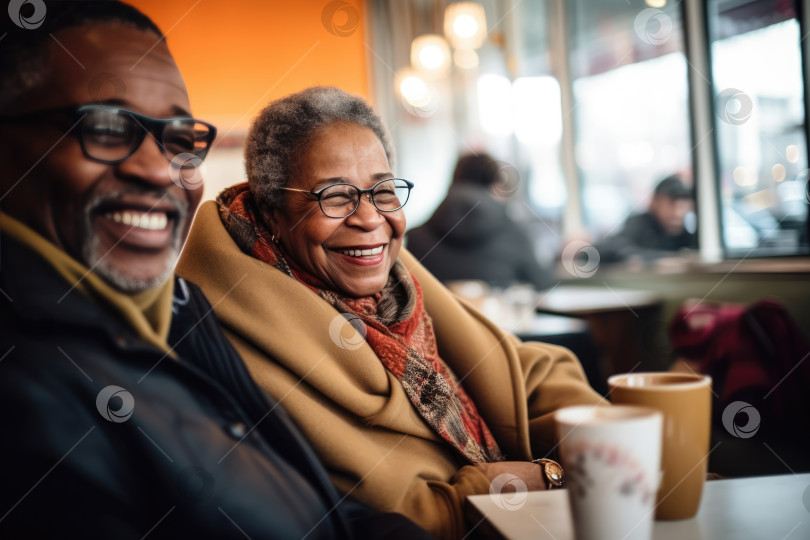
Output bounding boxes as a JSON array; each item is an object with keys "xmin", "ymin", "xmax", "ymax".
[{"xmin": 565, "ymin": 441, "xmax": 656, "ymax": 505}]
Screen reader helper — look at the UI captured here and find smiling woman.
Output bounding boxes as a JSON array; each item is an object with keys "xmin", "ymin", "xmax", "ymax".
[
  {"xmin": 176, "ymin": 86, "xmax": 605, "ymax": 540},
  {"xmin": 267, "ymin": 122, "xmax": 406, "ymax": 297}
]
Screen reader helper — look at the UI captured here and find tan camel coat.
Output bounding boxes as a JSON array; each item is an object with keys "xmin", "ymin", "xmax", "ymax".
[{"xmin": 176, "ymin": 201, "xmax": 604, "ymax": 539}]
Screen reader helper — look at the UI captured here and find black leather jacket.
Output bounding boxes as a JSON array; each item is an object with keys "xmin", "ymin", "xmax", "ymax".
[{"xmin": 0, "ymin": 237, "xmax": 429, "ymax": 539}]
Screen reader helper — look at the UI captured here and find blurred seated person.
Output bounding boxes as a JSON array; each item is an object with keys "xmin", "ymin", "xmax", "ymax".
[
  {"xmin": 175, "ymin": 87, "xmax": 604, "ymax": 539},
  {"xmin": 597, "ymin": 175, "xmax": 697, "ymax": 263},
  {"xmin": 406, "ymin": 153, "xmax": 555, "ymax": 290}
]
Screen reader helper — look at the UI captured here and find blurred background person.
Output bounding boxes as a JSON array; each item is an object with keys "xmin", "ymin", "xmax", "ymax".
[
  {"xmin": 406, "ymin": 153, "xmax": 555, "ymax": 290},
  {"xmin": 596, "ymin": 175, "xmax": 697, "ymax": 263}
]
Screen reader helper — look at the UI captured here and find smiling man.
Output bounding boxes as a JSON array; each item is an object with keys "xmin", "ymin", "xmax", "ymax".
[
  {"xmin": 0, "ymin": 3, "xmax": 428, "ymax": 539},
  {"xmin": 0, "ymin": 12, "xmax": 203, "ymax": 291}
]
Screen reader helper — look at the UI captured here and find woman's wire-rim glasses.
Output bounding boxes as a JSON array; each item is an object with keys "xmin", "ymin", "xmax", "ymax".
[{"xmin": 280, "ymin": 178, "xmax": 414, "ymax": 218}]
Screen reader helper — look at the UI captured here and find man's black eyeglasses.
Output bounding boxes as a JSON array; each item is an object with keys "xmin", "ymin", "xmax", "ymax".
[
  {"xmin": 280, "ymin": 178, "xmax": 414, "ymax": 219},
  {"xmin": 0, "ymin": 104, "xmax": 217, "ymax": 166}
]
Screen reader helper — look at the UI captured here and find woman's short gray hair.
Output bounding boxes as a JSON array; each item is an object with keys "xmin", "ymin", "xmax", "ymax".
[{"xmin": 245, "ymin": 86, "xmax": 395, "ymax": 212}]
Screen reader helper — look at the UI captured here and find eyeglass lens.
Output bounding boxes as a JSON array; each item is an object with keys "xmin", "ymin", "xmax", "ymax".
[
  {"xmin": 319, "ymin": 179, "xmax": 411, "ymax": 217},
  {"xmin": 78, "ymin": 108, "xmax": 213, "ymax": 164}
]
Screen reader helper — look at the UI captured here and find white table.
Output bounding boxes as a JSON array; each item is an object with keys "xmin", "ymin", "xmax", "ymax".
[
  {"xmin": 535, "ymin": 286, "xmax": 661, "ymax": 317},
  {"xmin": 467, "ymin": 473, "xmax": 810, "ymax": 540}
]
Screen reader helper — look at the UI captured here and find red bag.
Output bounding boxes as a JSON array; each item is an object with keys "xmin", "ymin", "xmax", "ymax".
[{"xmin": 669, "ymin": 298, "xmax": 810, "ymax": 441}]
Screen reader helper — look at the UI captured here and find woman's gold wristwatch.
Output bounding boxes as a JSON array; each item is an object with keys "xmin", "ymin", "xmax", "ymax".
[{"xmin": 532, "ymin": 458, "xmax": 565, "ymax": 490}]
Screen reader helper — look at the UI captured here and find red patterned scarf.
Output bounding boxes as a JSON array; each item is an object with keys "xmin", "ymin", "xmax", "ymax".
[{"xmin": 217, "ymin": 183, "xmax": 502, "ymax": 464}]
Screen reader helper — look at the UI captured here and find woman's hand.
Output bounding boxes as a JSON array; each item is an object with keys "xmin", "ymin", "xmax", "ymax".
[{"xmin": 473, "ymin": 461, "xmax": 548, "ymax": 491}]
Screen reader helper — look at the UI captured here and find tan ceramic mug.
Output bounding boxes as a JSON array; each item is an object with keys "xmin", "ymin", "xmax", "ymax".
[{"xmin": 607, "ymin": 372, "xmax": 712, "ymax": 520}]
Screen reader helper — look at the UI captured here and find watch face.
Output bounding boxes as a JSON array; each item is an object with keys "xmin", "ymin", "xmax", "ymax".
[{"xmin": 544, "ymin": 460, "xmax": 565, "ymax": 486}]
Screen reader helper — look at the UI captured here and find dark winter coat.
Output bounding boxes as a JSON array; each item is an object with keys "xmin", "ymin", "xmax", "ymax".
[
  {"xmin": 406, "ymin": 185, "xmax": 554, "ymax": 290},
  {"xmin": 0, "ymin": 236, "xmax": 429, "ymax": 539}
]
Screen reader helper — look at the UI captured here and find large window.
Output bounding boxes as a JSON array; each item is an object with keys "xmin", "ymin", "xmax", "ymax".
[
  {"xmin": 369, "ymin": 0, "xmax": 810, "ymax": 262},
  {"xmin": 708, "ymin": 0, "xmax": 808, "ymax": 257},
  {"xmin": 568, "ymin": 0, "xmax": 694, "ymax": 239}
]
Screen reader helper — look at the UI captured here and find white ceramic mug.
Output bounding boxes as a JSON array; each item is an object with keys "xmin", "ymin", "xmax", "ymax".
[{"xmin": 555, "ymin": 405, "xmax": 663, "ymax": 540}]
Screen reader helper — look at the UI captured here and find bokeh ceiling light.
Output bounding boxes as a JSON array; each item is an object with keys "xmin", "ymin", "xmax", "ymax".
[
  {"xmin": 394, "ymin": 68, "xmax": 439, "ymax": 117},
  {"xmin": 772, "ymin": 163, "xmax": 786, "ymax": 182},
  {"xmin": 444, "ymin": 2, "xmax": 487, "ymax": 50},
  {"xmin": 399, "ymin": 75, "xmax": 430, "ymax": 107},
  {"xmin": 733, "ymin": 166, "xmax": 757, "ymax": 187},
  {"xmin": 645, "ymin": 0, "xmax": 667, "ymax": 7},
  {"xmin": 410, "ymin": 35, "xmax": 451, "ymax": 78},
  {"xmin": 786, "ymin": 144, "xmax": 800, "ymax": 163}
]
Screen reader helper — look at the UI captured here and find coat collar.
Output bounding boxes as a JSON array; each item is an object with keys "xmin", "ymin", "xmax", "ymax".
[
  {"xmin": 1, "ymin": 234, "xmax": 113, "ymax": 329},
  {"xmin": 1, "ymin": 235, "xmax": 185, "ymax": 357}
]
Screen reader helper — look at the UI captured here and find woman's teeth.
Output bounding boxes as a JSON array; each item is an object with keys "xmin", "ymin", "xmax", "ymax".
[
  {"xmin": 339, "ymin": 246, "xmax": 384, "ymax": 257},
  {"xmin": 107, "ymin": 211, "xmax": 169, "ymax": 231}
]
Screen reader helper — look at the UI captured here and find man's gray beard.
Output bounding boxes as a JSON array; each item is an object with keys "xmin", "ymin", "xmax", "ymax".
[
  {"xmin": 84, "ymin": 235, "xmax": 179, "ymax": 292},
  {"xmin": 81, "ymin": 191, "xmax": 188, "ymax": 294}
]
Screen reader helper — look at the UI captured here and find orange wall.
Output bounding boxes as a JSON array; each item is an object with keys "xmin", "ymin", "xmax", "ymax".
[{"xmin": 129, "ymin": 0, "xmax": 369, "ymax": 138}]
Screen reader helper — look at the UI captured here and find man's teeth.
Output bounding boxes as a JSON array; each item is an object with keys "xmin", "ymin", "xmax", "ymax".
[
  {"xmin": 108, "ymin": 211, "xmax": 169, "ymax": 231},
  {"xmin": 339, "ymin": 246, "xmax": 384, "ymax": 257}
]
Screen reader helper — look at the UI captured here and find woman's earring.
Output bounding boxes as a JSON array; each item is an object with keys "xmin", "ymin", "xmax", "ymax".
[{"xmin": 271, "ymin": 233, "xmax": 280, "ymax": 244}]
